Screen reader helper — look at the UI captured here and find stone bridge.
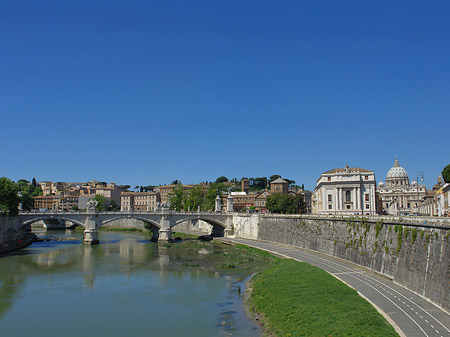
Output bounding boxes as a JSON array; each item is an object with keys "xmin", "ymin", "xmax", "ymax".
[{"xmin": 17, "ymin": 209, "xmax": 234, "ymax": 243}]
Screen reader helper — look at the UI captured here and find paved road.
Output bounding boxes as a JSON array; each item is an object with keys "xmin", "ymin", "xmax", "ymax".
[{"xmin": 220, "ymin": 237, "xmax": 450, "ymax": 337}]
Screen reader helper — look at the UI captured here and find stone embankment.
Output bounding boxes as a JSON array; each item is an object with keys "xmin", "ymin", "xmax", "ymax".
[
  {"xmin": 232, "ymin": 214, "xmax": 450, "ymax": 313},
  {"xmin": 0, "ymin": 216, "xmax": 36, "ymax": 254}
]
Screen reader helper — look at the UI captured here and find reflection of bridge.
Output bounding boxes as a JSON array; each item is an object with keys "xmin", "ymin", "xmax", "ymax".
[{"xmin": 18, "ymin": 209, "xmax": 233, "ymax": 243}]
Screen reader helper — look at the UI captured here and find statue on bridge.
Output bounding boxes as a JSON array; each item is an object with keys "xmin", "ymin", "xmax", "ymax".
[{"xmin": 86, "ymin": 199, "xmax": 98, "ymax": 211}]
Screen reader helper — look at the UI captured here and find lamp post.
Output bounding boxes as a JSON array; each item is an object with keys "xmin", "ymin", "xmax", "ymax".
[{"xmin": 416, "ymin": 171, "xmax": 424, "ymax": 215}]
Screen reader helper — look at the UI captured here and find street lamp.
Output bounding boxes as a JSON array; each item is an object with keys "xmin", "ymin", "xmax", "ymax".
[{"xmin": 416, "ymin": 171, "xmax": 424, "ymax": 215}]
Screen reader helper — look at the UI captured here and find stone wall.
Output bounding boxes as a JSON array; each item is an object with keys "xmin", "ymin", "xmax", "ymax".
[
  {"xmin": 0, "ymin": 216, "xmax": 26, "ymax": 248},
  {"xmin": 172, "ymin": 219, "xmax": 213, "ymax": 233},
  {"xmin": 233, "ymin": 214, "xmax": 450, "ymax": 312},
  {"xmin": 101, "ymin": 218, "xmax": 147, "ymax": 229}
]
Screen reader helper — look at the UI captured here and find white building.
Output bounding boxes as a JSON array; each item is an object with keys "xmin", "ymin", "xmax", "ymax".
[
  {"xmin": 313, "ymin": 164, "xmax": 376, "ymax": 215},
  {"xmin": 377, "ymin": 158, "xmax": 426, "ymax": 215}
]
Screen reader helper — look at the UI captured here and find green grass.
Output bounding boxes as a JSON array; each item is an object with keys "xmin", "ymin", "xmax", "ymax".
[
  {"xmin": 248, "ymin": 259, "xmax": 399, "ymax": 337},
  {"xmin": 172, "ymin": 231, "xmax": 199, "ymax": 239},
  {"xmin": 99, "ymin": 227, "xmax": 148, "ymax": 233}
]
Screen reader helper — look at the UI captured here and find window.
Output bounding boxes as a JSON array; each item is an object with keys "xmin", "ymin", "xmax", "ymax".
[
  {"xmin": 365, "ymin": 194, "xmax": 369, "ymax": 201},
  {"xmin": 345, "ymin": 191, "xmax": 351, "ymax": 202},
  {"xmin": 407, "ymin": 203, "xmax": 410, "ymax": 208},
  {"xmin": 365, "ymin": 204, "xmax": 369, "ymax": 209},
  {"xmin": 276, "ymin": 186, "xmax": 280, "ymax": 192},
  {"xmin": 262, "ymin": 201, "xmax": 265, "ymax": 206},
  {"xmin": 328, "ymin": 205, "xmax": 332, "ymax": 209},
  {"xmin": 364, "ymin": 176, "xmax": 368, "ymax": 180},
  {"xmin": 328, "ymin": 195, "xmax": 332, "ymax": 202},
  {"xmin": 328, "ymin": 177, "xmax": 331, "ymax": 181},
  {"xmin": 346, "ymin": 205, "xmax": 351, "ymax": 209}
]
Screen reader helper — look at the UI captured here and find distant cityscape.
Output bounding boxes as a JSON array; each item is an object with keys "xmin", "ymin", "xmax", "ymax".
[{"xmin": 23, "ymin": 158, "xmax": 450, "ymax": 217}]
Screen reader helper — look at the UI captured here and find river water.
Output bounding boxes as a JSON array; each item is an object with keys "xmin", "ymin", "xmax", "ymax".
[{"xmin": 0, "ymin": 230, "xmax": 261, "ymax": 337}]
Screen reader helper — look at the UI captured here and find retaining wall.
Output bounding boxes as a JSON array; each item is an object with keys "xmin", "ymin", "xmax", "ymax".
[
  {"xmin": 233, "ymin": 214, "xmax": 450, "ymax": 312},
  {"xmin": 0, "ymin": 216, "xmax": 27, "ymax": 250}
]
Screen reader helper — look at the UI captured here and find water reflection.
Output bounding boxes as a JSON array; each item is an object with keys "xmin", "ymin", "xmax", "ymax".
[{"xmin": 0, "ymin": 231, "xmax": 261, "ymax": 337}]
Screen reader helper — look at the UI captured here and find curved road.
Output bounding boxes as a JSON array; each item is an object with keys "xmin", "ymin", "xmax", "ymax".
[{"xmin": 220, "ymin": 237, "xmax": 450, "ymax": 337}]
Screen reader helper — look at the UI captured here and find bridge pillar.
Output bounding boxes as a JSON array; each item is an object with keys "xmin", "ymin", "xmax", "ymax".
[
  {"xmin": 83, "ymin": 229, "xmax": 99, "ymax": 245},
  {"xmin": 83, "ymin": 212, "xmax": 99, "ymax": 245},
  {"xmin": 158, "ymin": 214, "xmax": 172, "ymax": 242},
  {"xmin": 158, "ymin": 229, "xmax": 172, "ymax": 242},
  {"xmin": 224, "ymin": 228, "xmax": 233, "ymax": 237}
]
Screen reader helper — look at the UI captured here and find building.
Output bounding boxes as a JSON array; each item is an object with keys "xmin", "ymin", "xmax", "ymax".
[
  {"xmin": 313, "ymin": 164, "xmax": 377, "ymax": 215},
  {"xmin": 254, "ymin": 190, "xmax": 270, "ymax": 212},
  {"xmin": 377, "ymin": 158, "xmax": 427, "ymax": 215},
  {"xmin": 270, "ymin": 178, "xmax": 289, "ymax": 194},
  {"xmin": 120, "ymin": 192, "xmax": 161, "ymax": 211},
  {"xmin": 33, "ymin": 196, "xmax": 55, "ymax": 210},
  {"xmin": 154, "ymin": 184, "xmax": 193, "ymax": 203},
  {"xmin": 303, "ymin": 190, "xmax": 313, "ymax": 214},
  {"xmin": 94, "ymin": 183, "xmax": 122, "ymax": 206}
]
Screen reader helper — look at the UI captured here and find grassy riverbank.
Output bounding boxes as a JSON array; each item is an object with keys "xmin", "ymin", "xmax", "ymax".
[{"xmin": 248, "ymin": 259, "xmax": 399, "ymax": 337}]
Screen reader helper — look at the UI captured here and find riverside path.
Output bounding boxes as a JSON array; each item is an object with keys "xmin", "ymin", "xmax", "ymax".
[{"xmin": 221, "ymin": 237, "xmax": 450, "ymax": 337}]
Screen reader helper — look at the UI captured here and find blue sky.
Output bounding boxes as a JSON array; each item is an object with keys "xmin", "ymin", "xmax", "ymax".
[{"xmin": 1, "ymin": 1, "xmax": 448, "ymax": 190}]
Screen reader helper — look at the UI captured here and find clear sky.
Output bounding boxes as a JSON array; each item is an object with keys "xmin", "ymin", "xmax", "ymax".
[{"xmin": 1, "ymin": 1, "xmax": 449, "ymax": 190}]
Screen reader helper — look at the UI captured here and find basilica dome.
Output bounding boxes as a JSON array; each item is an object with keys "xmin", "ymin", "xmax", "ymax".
[{"xmin": 387, "ymin": 158, "xmax": 408, "ymax": 179}]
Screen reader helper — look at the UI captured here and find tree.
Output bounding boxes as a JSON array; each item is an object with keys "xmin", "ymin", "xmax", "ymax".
[
  {"xmin": 92, "ymin": 194, "xmax": 107, "ymax": 212},
  {"xmin": 109, "ymin": 200, "xmax": 119, "ymax": 211},
  {"xmin": 204, "ymin": 183, "xmax": 228, "ymax": 210},
  {"xmin": 142, "ymin": 185, "xmax": 154, "ymax": 192},
  {"xmin": 442, "ymin": 164, "xmax": 450, "ymax": 183},
  {"xmin": 171, "ymin": 180, "xmax": 180, "ymax": 185},
  {"xmin": 139, "ymin": 186, "xmax": 144, "ymax": 192},
  {"xmin": 215, "ymin": 176, "xmax": 228, "ymax": 183},
  {"xmin": 119, "ymin": 185, "xmax": 131, "ymax": 191},
  {"xmin": 269, "ymin": 174, "xmax": 281, "ymax": 183},
  {"xmin": 168, "ymin": 186, "xmax": 185, "ymax": 211},
  {"xmin": 266, "ymin": 193, "xmax": 305, "ymax": 214},
  {"xmin": 21, "ymin": 193, "xmax": 34, "ymax": 211},
  {"xmin": 184, "ymin": 185, "xmax": 205, "ymax": 211},
  {"xmin": 32, "ymin": 177, "xmax": 37, "ymax": 187},
  {"xmin": 0, "ymin": 177, "xmax": 19, "ymax": 216},
  {"xmin": 71, "ymin": 205, "xmax": 79, "ymax": 211}
]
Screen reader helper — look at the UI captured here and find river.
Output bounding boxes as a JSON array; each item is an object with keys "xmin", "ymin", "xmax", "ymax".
[{"xmin": 0, "ymin": 229, "xmax": 261, "ymax": 337}]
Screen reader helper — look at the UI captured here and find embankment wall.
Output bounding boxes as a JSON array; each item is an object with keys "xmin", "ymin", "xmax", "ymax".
[
  {"xmin": 233, "ymin": 214, "xmax": 450, "ymax": 312},
  {"xmin": 0, "ymin": 216, "xmax": 27, "ymax": 249}
]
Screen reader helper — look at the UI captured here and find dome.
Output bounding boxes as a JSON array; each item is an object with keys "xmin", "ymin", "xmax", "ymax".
[
  {"xmin": 411, "ymin": 180, "xmax": 418, "ymax": 187},
  {"xmin": 386, "ymin": 158, "xmax": 408, "ymax": 179},
  {"xmin": 378, "ymin": 180, "xmax": 385, "ymax": 187}
]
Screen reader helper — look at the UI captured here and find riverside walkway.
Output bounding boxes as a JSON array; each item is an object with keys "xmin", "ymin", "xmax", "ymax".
[{"xmin": 221, "ymin": 237, "xmax": 450, "ymax": 337}]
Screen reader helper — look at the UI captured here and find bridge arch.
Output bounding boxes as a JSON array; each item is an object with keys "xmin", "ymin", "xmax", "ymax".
[
  {"xmin": 173, "ymin": 217, "xmax": 226, "ymax": 237},
  {"xmin": 100, "ymin": 215, "xmax": 162, "ymax": 242},
  {"xmin": 101, "ymin": 216, "xmax": 161, "ymax": 229},
  {"xmin": 21, "ymin": 217, "xmax": 85, "ymax": 229}
]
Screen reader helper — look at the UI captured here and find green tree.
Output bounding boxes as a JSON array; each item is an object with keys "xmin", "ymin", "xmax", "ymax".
[
  {"xmin": 266, "ymin": 193, "xmax": 305, "ymax": 214},
  {"xmin": 109, "ymin": 200, "xmax": 120, "ymax": 211},
  {"xmin": 0, "ymin": 177, "xmax": 20, "ymax": 216},
  {"xmin": 269, "ymin": 175, "xmax": 281, "ymax": 183},
  {"xmin": 184, "ymin": 185, "xmax": 205, "ymax": 211},
  {"xmin": 204, "ymin": 183, "xmax": 228, "ymax": 211},
  {"xmin": 215, "ymin": 176, "xmax": 229, "ymax": 183},
  {"xmin": 32, "ymin": 177, "xmax": 37, "ymax": 187},
  {"xmin": 92, "ymin": 194, "xmax": 107, "ymax": 212},
  {"xmin": 442, "ymin": 164, "xmax": 450, "ymax": 183},
  {"xmin": 21, "ymin": 193, "xmax": 34, "ymax": 211},
  {"xmin": 71, "ymin": 205, "xmax": 79, "ymax": 211},
  {"xmin": 168, "ymin": 186, "xmax": 185, "ymax": 211}
]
